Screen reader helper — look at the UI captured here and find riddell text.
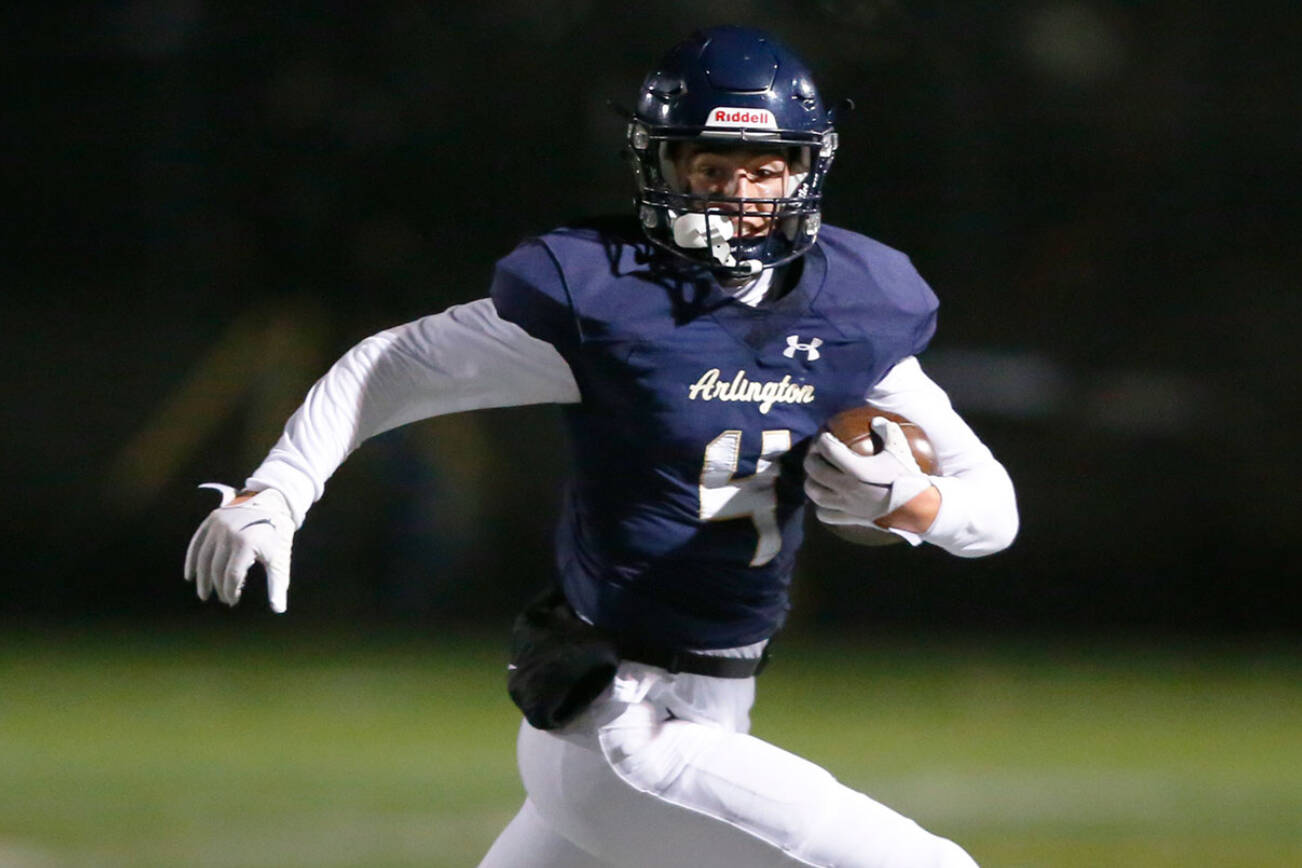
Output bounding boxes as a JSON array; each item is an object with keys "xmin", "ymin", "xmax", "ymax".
[{"xmin": 713, "ymin": 109, "xmax": 773, "ymax": 125}]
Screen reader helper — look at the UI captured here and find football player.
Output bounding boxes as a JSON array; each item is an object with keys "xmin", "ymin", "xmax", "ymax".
[{"xmin": 185, "ymin": 26, "xmax": 1017, "ymax": 868}]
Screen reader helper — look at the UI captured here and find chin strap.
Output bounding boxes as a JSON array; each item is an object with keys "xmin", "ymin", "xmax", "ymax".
[
  {"xmin": 670, "ymin": 210, "xmax": 737, "ymax": 268},
  {"xmin": 667, "ymin": 210, "xmax": 767, "ymax": 278}
]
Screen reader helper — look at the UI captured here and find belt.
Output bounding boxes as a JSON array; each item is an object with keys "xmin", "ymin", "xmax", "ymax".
[{"xmin": 617, "ymin": 640, "xmax": 770, "ymax": 678}]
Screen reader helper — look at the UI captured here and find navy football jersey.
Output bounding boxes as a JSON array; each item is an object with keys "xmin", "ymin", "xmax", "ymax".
[{"xmin": 491, "ymin": 217, "xmax": 938, "ymax": 648}]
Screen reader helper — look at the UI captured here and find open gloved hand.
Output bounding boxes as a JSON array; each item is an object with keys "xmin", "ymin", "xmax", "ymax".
[
  {"xmin": 803, "ymin": 416, "xmax": 935, "ymax": 529},
  {"xmin": 184, "ymin": 484, "xmax": 294, "ymax": 612}
]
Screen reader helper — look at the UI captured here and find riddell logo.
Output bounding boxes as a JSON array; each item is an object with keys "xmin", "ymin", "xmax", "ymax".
[{"xmin": 706, "ymin": 107, "xmax": 778, "ymax": 130}]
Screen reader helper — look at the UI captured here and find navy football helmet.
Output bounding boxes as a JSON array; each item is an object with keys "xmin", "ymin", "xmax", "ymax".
[{"xmin": 628, "ymin": 26, "xmax": 838, "ymax": 278}]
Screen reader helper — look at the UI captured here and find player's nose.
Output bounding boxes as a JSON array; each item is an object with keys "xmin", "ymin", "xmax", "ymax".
[{"xmin": 729, "ymin": 169, "xmax": 757, "ymax": 197}]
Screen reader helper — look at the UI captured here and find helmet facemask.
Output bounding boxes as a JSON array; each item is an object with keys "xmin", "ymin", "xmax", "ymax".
[{"xmin": 629, "ymin": 125, "xmax": 837, "ymax": 278}]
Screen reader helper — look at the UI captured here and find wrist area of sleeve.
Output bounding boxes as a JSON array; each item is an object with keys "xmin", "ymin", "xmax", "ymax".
[
  {"xmin": 920, "ymin": 474, "xmax": 998, "ymax": 556},
  {"xmin": 243, "ymin": 464, "xmax": 317, "ymax": 529},
  {"xmin": 878, "ymin": 525, "xmax": 923, "ymax": 546}
]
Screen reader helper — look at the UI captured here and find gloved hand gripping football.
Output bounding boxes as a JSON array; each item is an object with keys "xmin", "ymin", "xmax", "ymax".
[
  {"xmin": 184, "ymin": 484, "xmax": 294, "ymax": 612},
  {"xmin": 803, "ymin": 416, "xmax": 934, "ymax": 528}
]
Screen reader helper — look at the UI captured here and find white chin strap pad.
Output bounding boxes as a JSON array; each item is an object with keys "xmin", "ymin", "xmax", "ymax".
[
  {"xmin": 671, "ymin": 211, "xmax": 734, "ymax": 248},
  {"xmin": 670, "ymin": 211, "xmax": 737, "ymax": 268}
]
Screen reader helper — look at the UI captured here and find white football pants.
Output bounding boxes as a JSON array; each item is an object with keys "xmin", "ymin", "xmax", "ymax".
[{"xmin": 478, "ymin": 647, "xmax": 977, "ymax": 868}]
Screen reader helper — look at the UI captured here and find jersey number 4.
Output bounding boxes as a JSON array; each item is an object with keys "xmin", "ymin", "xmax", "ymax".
[{"xmin": 699, "ymin": 429, "xmax": 793, "ymax": 567}]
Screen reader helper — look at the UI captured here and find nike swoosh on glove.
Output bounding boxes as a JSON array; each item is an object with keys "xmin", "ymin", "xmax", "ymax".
[
  {"xmin": 184, "ymin": 484, "xmax": 294, "ymax": 612},
  {"xmin": 803, "ymin": 416, "xmax": 934, "ymax": 527}
]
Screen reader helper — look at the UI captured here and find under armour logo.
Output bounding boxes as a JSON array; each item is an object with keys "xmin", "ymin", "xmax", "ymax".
[{"xmin": 783, "ymin": 335, "xmax": 823, "ymax": 361}]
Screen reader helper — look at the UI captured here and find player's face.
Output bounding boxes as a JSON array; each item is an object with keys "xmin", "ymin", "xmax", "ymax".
[{"xmin": 674, "ymin": 146, "xmax": 790, "ymax": 237}]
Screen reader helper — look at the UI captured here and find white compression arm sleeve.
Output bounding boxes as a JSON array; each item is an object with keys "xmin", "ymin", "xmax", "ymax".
[
  {"xmin": 866, "ymin": 356, "xmax": 1019, "ymax": 557},
  {"xmin": 245, "ymin": 298, "xmax": 580, "ymax": 526}
]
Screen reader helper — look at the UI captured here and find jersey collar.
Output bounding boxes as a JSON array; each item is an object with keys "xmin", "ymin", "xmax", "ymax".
[{"xmin": 705, "ymin": 243, "xmax": 828, "ymax": 353}]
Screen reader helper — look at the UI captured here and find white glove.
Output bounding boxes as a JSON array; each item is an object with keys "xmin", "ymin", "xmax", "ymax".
[
  {"xmin": 184, "ymin": 484, "xmax": 294, "ymax": 612},
  {"xmin": 803, "ymin": 416, "xmax": 934, "ymax": 528}
]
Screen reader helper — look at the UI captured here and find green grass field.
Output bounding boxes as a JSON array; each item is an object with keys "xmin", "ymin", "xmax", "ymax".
[{"xmin": 2, "ymin": 627, "xmax": 1298, "ymax": 867}]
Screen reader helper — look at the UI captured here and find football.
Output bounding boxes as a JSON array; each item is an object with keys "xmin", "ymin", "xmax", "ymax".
[{"xmin": 818, "ymin": 406, "xmax": 937, "ymax": 546}]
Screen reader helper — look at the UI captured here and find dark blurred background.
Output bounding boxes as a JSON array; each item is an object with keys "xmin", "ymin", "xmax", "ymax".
[{"xmin": 3, "ymin": 0, "xmax": 1298, "ymax": 637}]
